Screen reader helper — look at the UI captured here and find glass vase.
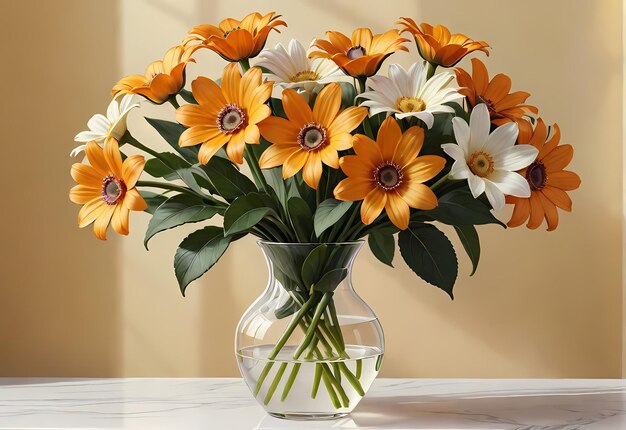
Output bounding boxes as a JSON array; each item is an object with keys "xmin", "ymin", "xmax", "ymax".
[{"xmin": 235, "ymin": 241, "xmax": 384, "ymax": 420}]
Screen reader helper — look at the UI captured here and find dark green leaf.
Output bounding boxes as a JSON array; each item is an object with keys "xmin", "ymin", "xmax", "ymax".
[
  {"xmin": 368, "ymin": 230, "xmax": 395, "ymax": 267},
  {"xmin": 174, "ymin": 226, "xmax": 232, "ymax": 296},
  {"xmin": 453, "ymin": 224, "xmax": 480, "ymax": 276},
  {"xmin": 287, "ymin": 197, "xmax": 314, "ymax": 242},
  {"xmin": 144, "ymin": 194, "xmax": 220, "ymax": 250},
  {"xmin": 196, "ymin": 156, "xmax": 257, "ymax": 201},
  {"xmin": 223, "ymin": 192, "xmax": 276, "ymax": 236},
  {"xmin": 426, "ymin": 188, "xmax": 506, "ymax": 227},
  {"xmin": 179, "ymin": 89, "xmax": 197, "ymax": 104},
  {"xmin": 398, "ymin": 224, "xmax": 458, "ymax": 299},
  {"xmin": 139, "ymin": 191, "xmax": 168, "ymax": 215},
  {"xmin": 314, "ymin": 199, "xmax": 353, "ymax": 237},
  {"xmin": 145, "ymin": 117, "xmax": 199, "ymax": 163},
  {"xmin": 313, "ymin": 268, "xmax": 348, "ymax": 293},
  {"xmin": 301, "ymin": 244, "xmax": 328, "ymax": 289},
  {"xmin": 143, "ymin": 154, "xmax": 187, "ymax": 178},
  {"xmin": 269, "ymin": 97, "xmax": 286, "ymax": 119}
]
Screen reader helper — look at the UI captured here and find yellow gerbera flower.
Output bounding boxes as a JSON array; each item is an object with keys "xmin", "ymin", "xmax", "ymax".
[
  {"xmin": 184, "ymin": 12, "xmax": 287, "ymax": 62},
  {"xmin": 334, "ymin": 117, "xmax": 445, "ymax": 230},
  {"xmin": 112, "ymin": 45, "xmax": 193, "ymax": 104},
  {"xmin": 309, "ymin": 28, "xmax": 409, "ymax": 78},
  {"xmin": 175, "ymin": 63, "xmax": 273, "ymax": 165},
  {"xmin": 258, "ymin": 83, "xmax": 367, "ymax": 189},
  {"xmin": 69, "ymin": 138, "xmax": 147, "ymax": 240},
  {"xmin": 397, "ymin": 18, "xmax": 490, "ymax": 67}
]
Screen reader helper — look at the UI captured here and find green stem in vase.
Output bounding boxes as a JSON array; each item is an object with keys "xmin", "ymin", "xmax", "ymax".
[
  {"xmin": 292, "ymin": 292, "xmax": 332, "ymax": 359},
  {"xmin": 311, "ymin": 363, "xmax": 323, "ymax": 399},
  {"xmin": 321, "ymin": 367, "xmax": 341, "ymax": 409},
  {"xmin": 252, "ymin": 295, "xmax": 317, "ymax": 396},
  {"xmin": 280, "ymin": 363, "xmax": 301, "ymax": 402},
  {"xmin": 263, "ymin": 362, "xmax": 288, "ymax": 405},
  {"xmin": 356, "ymin": 359, "xmax": 362, "ymax": 380}
]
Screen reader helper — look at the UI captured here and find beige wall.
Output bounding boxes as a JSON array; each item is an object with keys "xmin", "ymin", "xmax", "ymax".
[{"xmin": 0, "ymin": 0, "xmax": 622, "ymax": 378}]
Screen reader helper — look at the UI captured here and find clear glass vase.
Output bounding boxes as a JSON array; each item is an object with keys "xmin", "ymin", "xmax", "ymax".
[{"xmin": 235, "ymin": 241, "xmax": 384, "ymax": 420}]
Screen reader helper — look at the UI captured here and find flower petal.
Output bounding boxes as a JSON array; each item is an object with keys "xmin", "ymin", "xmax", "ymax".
[
  {"xmin": 283, "ymin": 150, "xmax": 308, "ymax": 179},
  {"xmin": 488, "ymin": 170, "xmax": 531, "ymax": 198},
  {"xmin": 507, "ymin": 196, "xmax": 531, "ymax": 228},
  {"xmin": 259, "ymin": 144, "xmax": 299, "ymax": 169},
  {"xmin": 302, "ymin": 151, "xmax": 323, "ymax": 189},
  {"xmin": 385, "ymin": 193, "xmax": 410, "ymax": 230},
  {"xmin": 111, "ymin": 204, "xmax": 130, "ymax": 236},
  {"xmin": 483, "ymin": 179, "xmax": 505, "ymax": 211},
  {"xmin": 469, "ymin": 103, "xmax": 490, "ymax": 153},
  {"xmin": 398, "ymin": 183, "xmax": 438, "ymax": 210},
  {"xmin": 124, "ymin": 188, "xmax": 148, "ymax": 211},
  {"xmin": 122, "ymin": 155, "xmax": 145, "ymax": 189},
  {"xmin": 334, "ymin": 177, "xmax": 373, "ymax": 201},
  {"xmin": 361, "ymin": 188, "xmax": 387, "ymax": 225},
  {"xmin": 92, "ymin": 204, "xmax": 116, "ymax": 240},
  {"xmin": 547, "ymin": 171, "xmax": 581, "ymax": 191},
  {"xmin": 313, "ymin": 83, "xmax": 341, "ymax": 126},
  {"xmin": 282, "ymin": 87, "xmax": 313, "ymax": 124}
]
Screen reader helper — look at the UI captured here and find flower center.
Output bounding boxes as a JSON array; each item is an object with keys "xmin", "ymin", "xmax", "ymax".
[
  {"xmin": 396, "ymin": 96, "xmax": 426, "ymax": 113},
  {"xmin": 101, "ymin": 175, "xmax": 126, "ymax": 205},
  {"xmin": 297, "ymin": 123, "xmax": 328, "ymax": 151},
  {"xmin": 526, "ymin": 161, "xmax": 547, "ymax": 190},
  {"xmin": 347, "ymin": 45, "xmax": 366, "ymax": 60},
  {"xmin": 217, "ymin": 104, "xmax": 246, "ymax": 134},
  {"xmin": 374, "ymin": 163, "xmax": 403, "ymax": 190},
  {"xmin": 468, "ymin": 151, "xmax": 495, "ymax": 177},
  {"xmin": 289, "ymin": 70, "xmax": 318, "ymax": 82}
]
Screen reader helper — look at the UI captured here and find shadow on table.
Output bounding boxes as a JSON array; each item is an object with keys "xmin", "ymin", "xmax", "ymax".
[{"xmin": 254, "ymin": 392, "xmax": 626, "ymax": 429}]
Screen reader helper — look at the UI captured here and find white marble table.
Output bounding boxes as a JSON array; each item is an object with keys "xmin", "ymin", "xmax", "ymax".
[{"xmin": 0, "ymin": 378, "xmax": 624, "ymax": 429}]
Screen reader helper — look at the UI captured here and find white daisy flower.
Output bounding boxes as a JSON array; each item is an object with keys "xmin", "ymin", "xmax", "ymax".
[
  {"xmin": 71, "ymin": 94, "xmax": 140, "ymax": 157},
  {"xmin": 358, "ymin": 61, "xmax": 462, "ymax": 129},
  {"xmin": 255, "ymin": 39, "xmax": 343, "ymax": 94},
  {"xmin": 441, "ymin": 103, "xmax": 539, "ymax": 211}
]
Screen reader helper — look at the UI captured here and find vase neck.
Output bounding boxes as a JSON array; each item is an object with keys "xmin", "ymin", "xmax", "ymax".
[{"xmin": 258, "ymin": 242, "xmax": 363, "ymax": 294}]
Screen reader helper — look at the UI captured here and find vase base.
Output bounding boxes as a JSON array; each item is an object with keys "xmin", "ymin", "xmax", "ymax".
[{"xmin": 268, "ymin": 412, "xmax": 349, "ymax": 421}]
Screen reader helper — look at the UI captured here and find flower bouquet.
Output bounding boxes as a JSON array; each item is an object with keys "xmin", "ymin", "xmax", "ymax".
[{"xmin": 69, "ymin": 12, "xmax": 581, "ymax": 419}]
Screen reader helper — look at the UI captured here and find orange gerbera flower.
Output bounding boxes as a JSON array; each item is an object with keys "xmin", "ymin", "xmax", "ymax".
[
  {"xmin": 334, "ymin": 117, "xmax": 445, "ymax": 230},
  {"xmin": 309, "ymin": 28, "xmax": 409, "ymax": 78},
  {"xmin": 112, "ymin": 45, "xmax": 193, "ymax": 104},
  {"xmin": 258, "ymin": 83, "xmax": 367, "ymax": 189},
  {"xmin": 184, "ymin": 12, "xmax": 286, "ymax": 62},
  {"xmin": 455, "ymin": 58, "xmax": 538, "ymax": 137},
  {"xmin": 69, "ymin": 138, "xmax": 147, "ymax": 240},
  {"xmin": 506, "ymin": 119, "xmax": 581, "ymax": 231},
  {"xmin": 397, "ymin": 18, "xmax": 489, "ymax": 67},
  {"xmin": 175, "ymin": 63, "xmax": 272, "ymax": 165}
]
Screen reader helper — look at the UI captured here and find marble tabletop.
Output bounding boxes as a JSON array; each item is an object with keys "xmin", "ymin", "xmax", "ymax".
[{"xmin": 0, "ymin": 378, "xmax": 624, "ymax": 429}]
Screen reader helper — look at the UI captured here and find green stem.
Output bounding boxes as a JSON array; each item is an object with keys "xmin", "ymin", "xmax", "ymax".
[
  {"xmin": 244, "ymin": 147, "xmax": 269, "ymax": 193},
  {"xmin": 311, "ymin": 363, "xmax": 323, "ymax": 399},
  {"xmin": 335, "ymin": 203, "xmax": 361, "ymax": 243},
  {"xmin": 239, "ymin": 58, "xmax": 251, "ymax": 72},
  {"xmin": 253, "ymin": 294, "xmax": 317, "ymax": 396},
  {"xmin": 356, "ymin": 359, "xmax": 362, "ymax": 379},
  {"xmin": 430, "ymin": 173, "xmax": 450, "ymax": 193},
  {"xmin": 292, "ymin": 293, "xmax": 332, "ymax": 359},
  {"xmin": 321, "ymin": 367, "xmax": 341, "ymax": 409},
  {"xmin": 136, "ymin": 180, "xmax": 199, "ymax": 197},
  {"xmin": 168, "ymin": 96, "xmax": 180, "ymax": 109},
  {"xmin": 263, "ymin": 362, "xmax": 287, "ymax": 405},
  {"xmin": 280, "ymin": 363, "xmax": 301, "ymax": 402},
  {"xmin": 356, "ymin": 77, "xmax": 367, "ymax": 94}
]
